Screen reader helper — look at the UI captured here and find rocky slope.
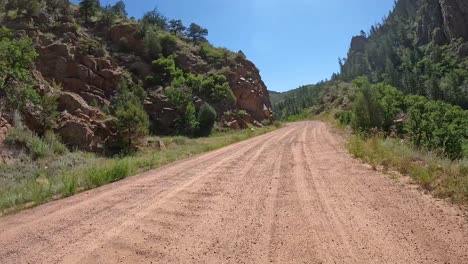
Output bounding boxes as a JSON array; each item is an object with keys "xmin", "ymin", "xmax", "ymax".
[{"xmin": 0, "ymin": 5, "xmax": 273, "ymax": 153}]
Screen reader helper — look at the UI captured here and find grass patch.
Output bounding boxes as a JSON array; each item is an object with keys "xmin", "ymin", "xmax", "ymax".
[
  {"xmin": 0, "ymin": 125, "xmax": 278, "ymax": 214},
  {"xmin": 346, "ymin": 134, "xmax": 468, "ymax": 203}
]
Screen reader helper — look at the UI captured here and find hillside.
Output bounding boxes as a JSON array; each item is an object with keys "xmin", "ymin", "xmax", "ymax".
[
  {"xmin": 272, "ymin": 0, "xmax": 467, "ymax": 203},
  {"xmin": 339, "ymin": 0, "xmax": 468, "ymax": 109},
  {"xmin": 0, "ymin": 0, "xmax": 273, "ymax": 157}
]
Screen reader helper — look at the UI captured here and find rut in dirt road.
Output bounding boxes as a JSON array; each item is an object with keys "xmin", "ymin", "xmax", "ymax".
[{"xmin": 0, "ymin": 121, "xmax": 468, "ymax": 263}]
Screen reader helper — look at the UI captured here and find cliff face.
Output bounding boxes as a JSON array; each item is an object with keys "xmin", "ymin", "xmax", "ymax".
[
  {"xmin": 1, "ymin": 10, "xmax": 272, "ymax": 153},
  {"xmin": 415, "ymin": 0, "xmax": 468, "ymax": 45},
  {"xmin": 225, "ymin": 59, "xmax": 273, "ymax": 122},
  {"xmin": 340, "ymin": 0, "xmax": 468, "ymax": 108}
]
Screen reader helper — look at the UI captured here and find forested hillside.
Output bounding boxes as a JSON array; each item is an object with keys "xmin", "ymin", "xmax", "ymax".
[
  {"xmin": 268, "ymin": 0, "xmax": 468, "ymax": 200},
  {"xmin": 338, "ymin": 0, "xmax": 468, "ymax": 109}
]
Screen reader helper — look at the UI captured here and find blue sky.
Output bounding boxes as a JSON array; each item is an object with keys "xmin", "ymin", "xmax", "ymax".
[{"xmin": 75, "ymin": 0, "xmax": 395, "ymax": 92}]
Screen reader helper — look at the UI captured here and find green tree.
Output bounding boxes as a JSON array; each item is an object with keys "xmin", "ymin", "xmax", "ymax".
[
  {"xmin": 114, "ymin": 102, "xmax": 149, "ymax": 153},
  {"xmin": 0, "ymin": 27, "xmax": 39, "ymax": 113},
  {"xmin": 142, "ymin": 8, "xmax": 167, "ymax": 30},
  {"xmin": 351, "ymin": 77, "xmax": 384, "ymax": 133},
  {"xmin": 186, "ymin": 23, "xmax": 208, "ymax": 43},
  {"xmin": 79, "ymin": 0, "xmax": 100, "ymax": 24},
  {"xmin": 112, "ymin": 80, "xmax": 149, "ymax": 153},
  {"xmin": 111, "ymin": 0, "xmax": 127, "ymax": 18},
  {"xmin": 197, "ymin": 103, "xmax": 217, "ymax": 136},
  {"xmin": 144, "ymin": 27, "xmax": 162, "ymax": 59},
  {"xmin": 159, "ymin": 33, "xmax": 178, "ymax": 57},
  {"xmin": 168, "ymin": 19, "xmax": 186, "ymax": 35},
  {"xmin": 165, "ymin": 84, "xmax": 199, "ymax": 135},
  {"xmin": 151, "ymin": 55, "xmax": 182, "ymax": 86},
  {"xmin": 101, "ymin": 4, "xmax": 116, "ymax": 26}
]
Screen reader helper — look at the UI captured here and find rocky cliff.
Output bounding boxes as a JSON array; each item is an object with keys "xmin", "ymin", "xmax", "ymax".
[{"xmin": 0, "ymin": 5, "xmax": 273, "ymax": 153}]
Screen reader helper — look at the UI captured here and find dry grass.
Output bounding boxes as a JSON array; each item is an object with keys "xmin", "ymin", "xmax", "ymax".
[
  {"xmin": 347, "ymin": 135, "xmax": 468, "ymax": 203},
  {"xmin": 0, "ymin": 125, "xmax": 279, "ymax": 214}
]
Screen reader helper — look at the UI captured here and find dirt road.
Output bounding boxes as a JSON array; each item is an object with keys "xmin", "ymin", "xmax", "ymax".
[{"xmin": 0, "ymin": 121, "xmax": 467, "ymax": 263}]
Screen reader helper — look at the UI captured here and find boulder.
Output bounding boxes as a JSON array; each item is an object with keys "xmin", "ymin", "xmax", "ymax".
[
  {"xmin": 110, "ymin": 24, "xmax": 145, "ymax": 54},
  {"xmin": 144, "ymin": 89, "xmax": 179, "ymax": 134},
  {"xmin": 0, "ymin": 116, "xmax": 11, "ymax": 144},
  {"xmin": 227, "ymin": 120, "xmax": 240, "ymax": 130},
  {"xmin": 58, "ymin": 92, "xmax": 104, "ymax": 119},
  {"xmin": 57, "ymin": 111, "xmax": 114, "ymax": 153}
]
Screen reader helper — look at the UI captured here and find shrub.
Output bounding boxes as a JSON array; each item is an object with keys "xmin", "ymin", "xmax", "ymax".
[
  {"xmin": 335, "ymin": 110, "xmax": 353, "ymax": 126},
  {"xmin": 111, "ymin": 80, "xmax": 149, "ymax": 154},
  {"xmin": 201, "ymin": 73, "xmax": 236, "ymax": 106},
  {"xmin": 151, "ymin": 55, "xmax": 182, "ymax": 86},
  {"xmin": 405, "ymin": 95, "xmax": 468, "ymax": 159},
  {"xmin": 200, "ymin": 43, "xmax": 226, "ymax": 65},
  {"xmin": 165, "ymin": 85, "xmax": 199, "ymax": 135},
  {"xmin": 197, "ymin": 103, "xmax": 217, "ymax": 136},
  {"xmin": 0, "ymin": 27, "xmax": 39, "ymax": 112},
  {"xmin": 160, "ymin": 33, "xmax": 178, "ymax": 57},
  {"xmin": 5, "ymin": 127, "xmax": 68, "ymax": 160},
  {"xmin": 144, "ymin": 27, "xmax": 162, "ymax": 59},
  {"xmin": 351, "ymin": 77, "xmax": 384, "ymax": 133}
]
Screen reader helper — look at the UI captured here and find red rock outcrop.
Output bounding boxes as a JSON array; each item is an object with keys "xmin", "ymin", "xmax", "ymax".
[
  {"xmin": 110, "ymin": 23, "xmax": 145, "ymax": 54},
  {"xmin": 224, "ymin": 59, "xmax": 273, "ymax": 123},
  {"xmin": 57, "ymin": 111, "xmax": 115, "ymax": 153},
  {"xmin": 26, "ymin": 28, "xmax": 124, "ymax": 151},
  {"xmin": 143, "ymin": 88, "xmax": 178, "ymax": 135}
]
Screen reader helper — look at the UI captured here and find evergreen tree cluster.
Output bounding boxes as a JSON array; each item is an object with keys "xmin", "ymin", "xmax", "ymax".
[{"xmin": 338, "ymin": 0, "xmax": 468, "ymax": 109}]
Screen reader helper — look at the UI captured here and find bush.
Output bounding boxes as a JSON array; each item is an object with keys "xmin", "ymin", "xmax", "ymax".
[
  {"xmin": 405, "ymin": 95, "xmax": 468, "ymax": 159},
  {"xmin": 144, "ymin": 27, "xmax": 162, "ymax": 59},
  {"xmin": 200, "ymin": 73, "xmax": 236, "ymax": 106},
  {"xmin": 335, "ymin": 110, "xmax": 353, "ymax": 126},
  {"xmin": 111, "ymin": 80, "xmax": 149, "ymax": 154},
  {"xmin": 160, "ymin": 33, "xmax": 178, "ymax": 57},
  {"xmin": 165, "ymin": 85, "xmax": 199, "ymax": 136},
  {"xmin": 200, "ymin": 43, "xmax": 226, "ymax": 65},
  {"xmin": 351, "ymin": 77, "xmax": 384, "ymax": 133},
  {"xmin": 197, "ymin": 103, "xmax": 217, "ymax": 136},
  {"xmin": 151, "ymin": 55, "xmax": 182, "ymax": 86},
  {"xmin": 0, "ymin": 27, "xmax": 39, "ymax": 112},
  {"xmin": 5, "ymin": 127, "xmax": 68, "ymax": 160}
]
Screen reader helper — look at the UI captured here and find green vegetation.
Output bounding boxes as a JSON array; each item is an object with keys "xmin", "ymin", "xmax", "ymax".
[
  {"xmin": 168, "ymin": 19, "xmax": 186, "ymax": 35},
  {"xmin": 0, "ymin": 126, "xmax": 278, "ymax": 214},
  {"xmin": 272, "ymin": 83, "xmax": 326, "ymax": 120},
  {"xmin": 347, "ymin": 135, "xmax": 468, "ymax": 203},
  {"xmin": 337, "ymin": 1, "xmax": 468, "ymax": 109},
  {"xmin": 187, "ymin": 23, "xmax": 208, "ymax": 44},
  {"xmin": 197, "ymin": 103, "xmax": 217, "ymax": 136},
  {"xmin": 111, "ymin": 80, "xmax": 149, "ymax": 154},
  {"xmin": 0, "ymin": 27, "xmax": 39, "ymax": 113},
  {"xmin": 5, "ymin": 127, "xmax": 67, "ymax": 160},
  {"xmin": 338, "ymin": 78, "xmax": 468, "ymax": 160},
  {"xmin": 79, "ymin": 0, "xmax": 99, "ymax": 24}
]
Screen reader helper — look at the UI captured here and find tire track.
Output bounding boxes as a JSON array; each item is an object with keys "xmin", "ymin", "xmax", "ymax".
[
  {"xmin": 1, "ymin": 122, "xmax": 468, "ymax": 264},
  {"xmin": 62, "ymin": 127, "xmax": 297, "ymax": 264}
]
